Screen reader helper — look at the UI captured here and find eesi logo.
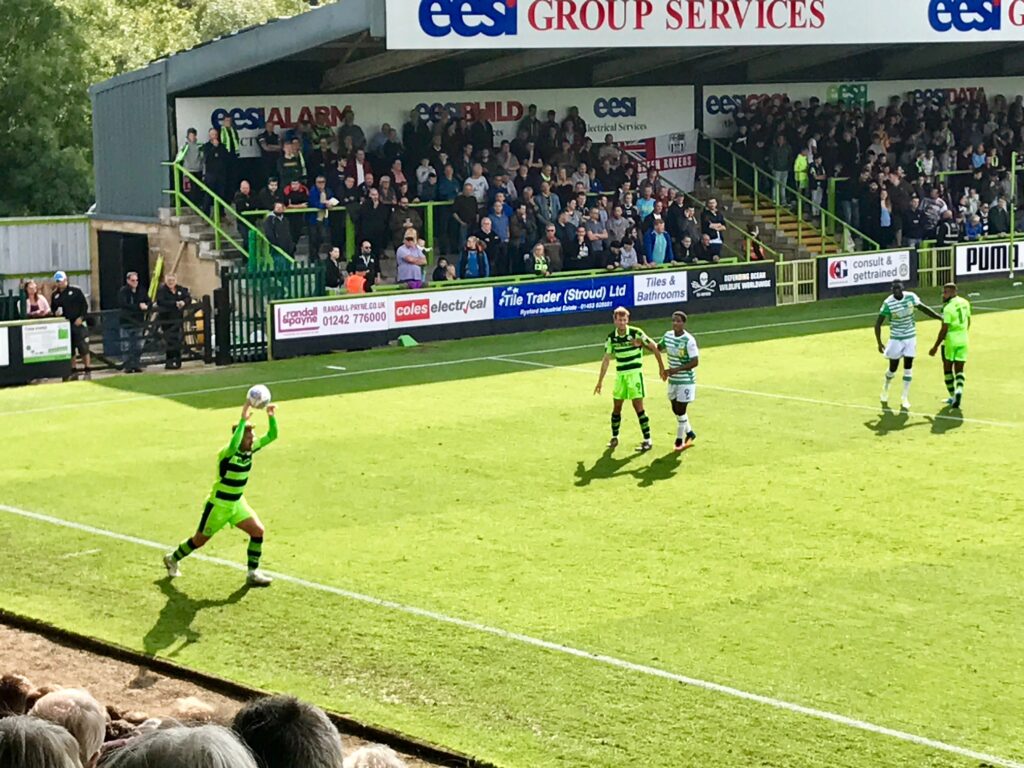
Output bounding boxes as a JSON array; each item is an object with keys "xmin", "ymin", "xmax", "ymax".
[
  {"xmin": 928, "ymin": 0, "xmax": 1001, "ymax": 31},
  {"xmin": 828, "ymin": 260, "xmax": 848, "ymax": 281},
  {"xmin": 593, "ymin": 97, "xmax": 636, "ymax": 118},
  {"xmin": 394, "ymin": 298, "xmax": 430, "ymax": 322},
  {"xmin": 419, "ymin": 0, "xmax": 518, "ymax": 38}
]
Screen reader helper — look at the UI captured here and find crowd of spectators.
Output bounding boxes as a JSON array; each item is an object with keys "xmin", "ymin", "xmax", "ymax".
[
  {"xmin": 184, "ymin": 105, "xmax": 736, "ymax": 290},
  {"xmin": 727, "ymin": 90, "xmax": 1024, "ymax": 249},
  {"xmin": 0, "ymin": 673, "xmax": 408, "ymax": 768}
]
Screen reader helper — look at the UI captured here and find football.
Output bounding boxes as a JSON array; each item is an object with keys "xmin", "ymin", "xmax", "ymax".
[{"xmin": 247, "ymin": 384, "xmax": 272, "ymax": 409}]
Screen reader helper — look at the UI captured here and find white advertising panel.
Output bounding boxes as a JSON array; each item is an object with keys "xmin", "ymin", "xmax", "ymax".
[
  {"xmin": 704, "ymin": 75, "xmax": 1024, "ymax": 137},
  {"xmin": 274, "ymin": 288, "xmax": 494, "ymax": 340},
  {"xmin": 21, "ymin": 321, "xmax": 72, "ymax": 364},
  {"xmin": 0, "ymin": 328, "xmax": 8, "ymax": 367},
  {"xmin": 955, "ymin": 241, "xmax": 1023, "ymax": 277},
  {"xmin": 387, "ymin": 0, "xmax": 1024, "ymax": 50},
  {"xmin": 827, "ymin": 251, "xmax": 912, "ymax": 288},
  {"xmin": 176, "ymin": 86, "xmax": 695, "ymax": 159},
  {"xmin": 633, "ymin": 270, "xmax": 688, "ymax": 306}
]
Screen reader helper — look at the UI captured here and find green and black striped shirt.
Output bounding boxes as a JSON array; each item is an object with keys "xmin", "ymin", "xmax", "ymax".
[
  {"xmin": 605, "ymin": 325, "xmax": 653, "ymax": 374},
  {"xmin": 210, "ymin": 417, "xmax": 278, "ymax": 503}
]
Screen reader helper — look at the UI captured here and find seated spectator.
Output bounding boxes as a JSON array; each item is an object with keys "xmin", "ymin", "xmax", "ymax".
[
  {"xmin": 232, "ymin": 695, "xmax": 343, "ymax": 768},
  {"xmin": 30, "ymin": 689, "xmax": 105, "ymax": 768},
  {"xmin": 395, "ymin": 230, "xmax": 427, "ymax": 289},
  {"xmin": 643, "ymin": 219, "xmax": 674, "ymax": 266},
  {"xmin": 344, "ymin": 745, "xmax": 407, "ymax": 768},
  {"xmin": 697, "ymin": 233, "xmax": 721, "ymax": 263},
  {"xmin": 0, "ymin": 715, "xmax": 82, "ymax": 768},
  {"xmin": 22, "ymin": 280, "xmax": 50, "ymax": 318},
  {"xmin": 458, "ymin": 236, "xmax": 490, "ymax": 279},
  {"xmin": 101, "ymin": 724, "xmax": 257, "ymax": 768}
]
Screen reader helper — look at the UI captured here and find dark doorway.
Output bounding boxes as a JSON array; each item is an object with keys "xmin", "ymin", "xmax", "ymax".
[{"xmin": 98, "ymin": 232, "xmax": 150, "ymax": 310}]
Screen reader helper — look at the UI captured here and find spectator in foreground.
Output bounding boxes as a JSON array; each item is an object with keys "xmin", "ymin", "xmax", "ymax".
[
  {"xmin": 526, "ymin": 243, "xmax": 549, "ymax": 276},
  {"xmin": 644, "ymin": 219, "xmax": 674, "ymax": 266},
  {"xmin": 0, "ymin": 715, "xmax": 82, "ymax": 768},
  {"xmin": 155, "ymin": 274, "xmax": 191, "ymax": 369},
  {"xmin": 432, "ymin": 257, "xmax": 455, "ymax": 282},
  {"xmin": 324, "ymin": 247, "xmax": 345, "ymax": 294},
  {"xmin": 0, "ymin": 674, "xmax": 32, "ymax": 716},
  {"xmin": 51, "ymin": 270, "xmax": 91, "ymax": 379},
  {"xmin": 458, "ymin": 236, "xmax": 490, "ymax": 279},
  {"xmin": 232, "ymin": 696, "xmax": 343, "ymax": 768},
  {"xmin": 344, "ymin": 744, "xmax": 407, "ymax": 768},
  {"xmin": 30, "ymin": 689, "xmax": 105, "ymax": 768},
  {"xmin": 346, "ymin": 265, "xmax": 369, "ymax": 295},
  {"xmin": 101, "ymin": 724, "xmax": 256, "ymax": 768},
  {"xmin": 395, "ymin": 230, "xmax": 427, "ymax": 289},
  {"xmin": 22, "ymin": 280, "xmax": 50, "ymax": 317}
]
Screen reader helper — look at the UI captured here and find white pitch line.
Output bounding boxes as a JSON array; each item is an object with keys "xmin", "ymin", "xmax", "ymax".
[
  {"xmin": 59, "ymin": 548, "xmax": 101, "ymax": 559},
  {"xmin": 1, "ymin": 502, "xmax": 1021, "ymax": 768},
  {"xmin": 1, "ymin": 294, "xmax": 1021, "ymax": 419},
  {"xmin": 491, "ymin": 357, "xmax": 1021, "ymax": 429},
  {"xmin": 325, "ymin": 365, "xmax": 347, "ymax": 371}
]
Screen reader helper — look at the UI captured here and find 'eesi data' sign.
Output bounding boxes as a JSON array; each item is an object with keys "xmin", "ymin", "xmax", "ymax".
[{"xmin": 389, "ymin": 0, "xmax": 1024, "ymax": 49}]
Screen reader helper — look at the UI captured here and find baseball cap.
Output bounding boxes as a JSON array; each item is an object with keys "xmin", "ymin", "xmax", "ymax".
[{"xmin": 53, "ymin": 270, "xmax": 67, "ymax": 282}]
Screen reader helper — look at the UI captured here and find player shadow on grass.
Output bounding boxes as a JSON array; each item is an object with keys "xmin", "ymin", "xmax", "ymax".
[
  {"xmin": 575, "ymin": 448, "xmax": 682, "ymax": 487},
  {"xmin": 142, "ymin": 578, "xmax": 250, "ymax": 657},
  {"xmin": 924, "ymin": 405, "xmax": 966, "ymax": 435},
  {"xmin": 863, "ymin": 407, "xmax": 926, "ymax": 436}
]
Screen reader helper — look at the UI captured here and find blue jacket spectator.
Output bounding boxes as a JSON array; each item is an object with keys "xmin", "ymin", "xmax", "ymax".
[
  {"xmin": 490, "ymin": 208, "xmax": 510, "ymax": 243},
  {"xmin": 458, "ymin": 240, "xmax": 491, "ymax": 279},
  {"xmin": 307, "ymin": 180, "xmax": 334, "ymax": 227},
  {"xmin": 644, "ymin": 224, "xmax": 675, "ymax": 265}
]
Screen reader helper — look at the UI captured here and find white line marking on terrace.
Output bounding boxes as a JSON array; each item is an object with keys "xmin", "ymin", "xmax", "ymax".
[
  {"xmin": 491, "ymin": 357, "xmax": 1021, "ymax": 429},
  {"xmin": 1, "ymin": 294, "xmax": 1021, "ymax": 419},
  {"xmin": 1, "ymin": 501, "xmax": 1020, "ymax": 768}
]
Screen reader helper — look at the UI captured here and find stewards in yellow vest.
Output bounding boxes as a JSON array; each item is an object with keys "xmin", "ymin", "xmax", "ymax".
[{"xmin": 793, "ymin": 149, "xmax": 810, "ymax": 193}]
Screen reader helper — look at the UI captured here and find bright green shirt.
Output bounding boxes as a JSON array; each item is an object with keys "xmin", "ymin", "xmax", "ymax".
[
  {"xmin": 210, "ymin": 417, "xmax": 278, "ymax": 503},
  {"xmin": 943, "ymin": 296, "xmax": 971, "ymax": 347},
  {"xmin": 605, "ymin": 326, "xmax": 652, "ymax": 374}
]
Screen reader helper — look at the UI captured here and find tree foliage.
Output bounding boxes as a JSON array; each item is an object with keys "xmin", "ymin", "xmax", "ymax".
[{"xmin": 1, "ymin": 0, "xmax": 311, "ymax": 216}]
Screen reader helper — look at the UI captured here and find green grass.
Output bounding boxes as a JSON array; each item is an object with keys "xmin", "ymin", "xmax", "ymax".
[{"xmin": 2, "ymin": 282, "xmax": 1024, "ymax": 767}]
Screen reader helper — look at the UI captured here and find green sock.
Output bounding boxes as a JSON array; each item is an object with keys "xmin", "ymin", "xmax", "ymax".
[
  {"xmin": 638, "ymin": 411, "xmax": 651, "ymax": 440},
  {"xmin": 944, "ymin": 373, "xmax": 955, "ymax": 396},
  {"xmin": 172, "ymin": 538, "xmax": 195, "ymax": 562},
  {"xmin": 247, "ymin": 537, "xmax": 263, "ymax": 570}
]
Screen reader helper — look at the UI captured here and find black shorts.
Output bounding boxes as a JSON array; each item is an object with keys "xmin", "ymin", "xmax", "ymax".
[{"xmin": 70, "ymin": 324, "xmax": 89, "ymax": 355}]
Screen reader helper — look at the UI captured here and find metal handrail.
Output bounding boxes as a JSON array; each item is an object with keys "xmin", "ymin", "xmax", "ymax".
[{"xmin": 703, "ymin": 133, "xmax": 880, "ymax": 254}]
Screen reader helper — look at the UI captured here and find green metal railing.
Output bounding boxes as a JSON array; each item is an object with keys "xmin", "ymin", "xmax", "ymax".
[
  {"xmin": 703, "ymin": 134, "xmax": 879, "ymax": 254},
  {"xmin": 163, "ymin": 161, "xmax": 294, "ymax": 270}
]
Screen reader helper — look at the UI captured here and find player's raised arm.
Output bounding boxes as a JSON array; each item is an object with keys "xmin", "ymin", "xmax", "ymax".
[
  {"xmin": 254, "ymin": 404, "xmax": 279, "ymax": 451},
  {"xmin": 594, "ymin": 354, "xmax": 611, "ymax": 395}
]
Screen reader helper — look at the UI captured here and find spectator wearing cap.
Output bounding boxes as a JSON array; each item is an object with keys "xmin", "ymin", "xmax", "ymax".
[
  {"xmin": 30, "ymin": 688, "xmax": 106, "ymax": 768},
  {"xmin": 51, "ymin": 270, "xmax": 91, "ymax": 379},
  {"xmin": 155, "ymin": 274, "xmax": 191, "ymax": 369},
  {"xmin": 396, "ymin": 230, "xmax": 427, "ymax": 289},
  {"xmin": 118, "ymin": 271, "xmax": 149, "ymax": 373},
  {"xmin": 175, "ymin": 128, "xmax": 205, "ymax": 209}
]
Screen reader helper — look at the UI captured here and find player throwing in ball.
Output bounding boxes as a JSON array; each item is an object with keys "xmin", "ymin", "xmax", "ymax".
[
  {"xmin": 594, "ymin": 307, "xmax": 666, "ymax": 452},
  {"xmin": 874, "ymin": 279, "xmax": 942, "ymax": 409},
  {"xmin": 163, "ymin": 399, "xmax": 278, "ymax": 587},
  {"xmin": 659, "ymin": 311, "xmax": 699, "ymax": 452},
  {"xmin": 929, "ymin": 282, "xmax": 972, "ymax": 408}
]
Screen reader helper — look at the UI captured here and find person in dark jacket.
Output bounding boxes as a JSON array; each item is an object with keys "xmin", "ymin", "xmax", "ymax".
[
  {"xmin": 458, "ymin": 237, "xmax": 490, "ymax": 279},
  {"xmin": 324, "ymin": 247, "xmax": 345, "ymax": 294},
  {"xmin": 51, "ymin": 270, "xmax": 91, "ymax": 379},
  {"xmin": 118, "ymin": 271, "xmax": 150, "ymax": 373},
  {"xmin": 564, "ymin": 225, "xmax": 594, "ymax": 271},
  {"xmin": 357, "ymin": 188, "xmax": 390, "ymax": 257},
  {"xmin": 348, "ymin": 240, "xmax": 381, "ymax": 290},
  {"xmin": 262, "ymin": 202, "xmax": 294, "ymax": 266},
  {"xmin": 935, "ymin": 210, "xmax": 962, "ymax": 246},
  {"xmin": 901, "ymin": 195, "xmax": 927, "ymax": 248},
  {"xmin": 201, "ymin": 128, "xmax": 230, "ymax": 208},
  {"xmin": 155, "ymin": 274, "xmax": 191, "ymax": 369}
]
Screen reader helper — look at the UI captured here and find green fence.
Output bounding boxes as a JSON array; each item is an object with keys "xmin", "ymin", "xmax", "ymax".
[{"xmin": 218, "ymin": 264, "xmax": 325, "ymax": 363}]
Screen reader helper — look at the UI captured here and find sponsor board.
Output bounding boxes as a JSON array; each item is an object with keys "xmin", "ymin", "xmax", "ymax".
[
  {"xmin": 176, "ymin": 86, "xmax": 694, "ymax": 159},
  {"xmin": 392, "ymin": 288, "xmax": 492, "ymax": 327},
  {"xmin": 703, "ymin": 75, "xmax": 1024, "ymax": 136},
  {"xmin": 0, "ymin": 328, "xmax": 8, "ymax": 367},
  {"xmin": 21, "ymin": 321, "xmax": 72, "ymax": 364},
  {"xmin": 620, "ymin": 131, "xmax": 698, "ymax": 193},
  {"xmin": 633, "ymin": 271, "xmax": 688, "ymax": 306},
  {"xmin": 827, "ymin": 251, "xmax": 911, "ymax": 288},
  {"xmin": 391, "ymin": 0, "xmax": 1024, "ymax": 50},
  {"xmin": 493, "ymin": 276, "xmax": 633, "ymax": 319},
  {"xmin": 689, "ymin": 267, "xmax": 773, "ymax": 299},
  {"xmin": 955, "ymin": 241, "xmax": 1023, "ymax": 277}
]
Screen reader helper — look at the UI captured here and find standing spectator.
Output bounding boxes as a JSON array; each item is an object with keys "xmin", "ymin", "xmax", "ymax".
[
  {"xmin": 458, "ymin": 236, "xmax": 490, "ymax": 279},
  {"xmin": 284, "ymin": 179, "xmax": 309, "ymax": 251},
  {"xmin": 535, "ymin": 181, "xmax": 561, "ymax": 228},
  {"xmin": 584, "ymin": 207, "xmax": 609, "ymax": 266},
  {"xmin": 518, "ymin": 104, "xmax": 542, "ymax": 142},
  {"xmin": 51, "ymin": 270, "xmax": 90, "ymax": 378},
  {"xmin": 256, "ymin": 177, "xmax": 285, "ymax": 212},
  {"xmin": 564, "ymin": 225, "xmax": 593, "ymax": 271},
  {"xmin": 936, "ymin": 210, "xmax": 962, "ymax": 246},
  {"xmin": 644, "ymin": 219, "xmax": 674, "ymax": 266},
  {"xmin": 508, "ymin": 203, "xmax": 537, "ymax": 273},
  {"xmin": 921, "ymin": 187, "xmax": 948, "ymax": 233},
  {"xmin": 402, "ymin": 109, "xmax": 432, "ymax": 165},
  {"xmin": 257, "ymin": 120, "xmax": 282, "ymax": 187},
  {"xmin": 526, "ymin": 242, "xmax": 549, "ymax": 276},
  {"xmin": 989, "ymin": 196, "xmax": 1011, "ymax": 235},
  {"xmin": 878, "ymin": 189, "xmax": 895, "ymax": 248},
  {"xmin": 175, "ymin": 128, "xmax": 205, "ymax": 209},
  {"xmin": 474, "ymin": 217, "xmax": 503, "ymax": 276},
  {"xmin": 701, "ymin": 198, "xmax": 726, "ymax": 258},
  {"xmin": 29, "ymin": 688, "xmax": 105, "ymax": 768},
  {"xmin": 118, "ymin": 271, "xmax": 149, "ymax": 374},
  {"xmin": 432, "ymin": 257, "xmax": 455, "ymax": 282},
  {"xmin": 540, "ymin": 224, "xmax": 564, "ymax": 272},
  {"xmin": 307, "ymin": 175, "xmax": 336, "ymax": 262},
  {"xmin": 467, "ymin": 109, "xmax": 495, "ymax": 156},
  {"xmin": 337, "ymin": 109, "xmax": 366, "ymax": 151},
  {"xmin": 219, "ymin": 114, "xmax": 241, "ymax": 192},
  {"xmin": 22, "ymin": 280, "xmax": 50, "ymax": 317},
  {"xmin": 345, "ymin": 149, "xmax": 372, "ymax": 187},
  {"xmin": 324, "ymin": 247, "xmax": 345, "ymax": 294},
  {"xmin": 396, "ymin": 231, "xmax": 427, "ymax": 289},
  {"xmin": 769, "ymin": 134, "xmax": 793, "ymax": 205},
  {"xmin": 276, "ymin": 142, "xmax": 303, "ymax": 187},
  {"xmin": 450, "ymin": 182, "xmax": 480, "ymax": 254},
  {"xmin": 489, "ymin": 201, "xmax": 511, "ymax": 274},
  {"xmin": 233, "ymin": 180, "xmax": 258, "ymax": 262},
  {"xmin": 357, "ymin": 188, "xmax": 390, "ymax": 257},
  {"xmin": 902, "ymin": 195, "xmax": 927, "ymax": 248},
  {"xmin": 349, "ymin": 241, "xmax": 381, "ymax": 289},
  {"xmin": 388, "ymin": 197, "xmax": 424, "ymax": 251},
  {"xmin": 262, "ymin": 202, "xmax": 294, "ymax": 265},
  {"xmin": 677, "ymin": 234, "xmax": 698, "ymax": 264},
  {"xmin": 232, "ymin": 695, "xmax": 344, "ymax": 768},
  {"xmin": 155, "ymin": 273, "xmax": 191, "ymax": 369},
  {"xmin": 201, "ymin": 128, "xmax": 230, "ymax": 206},
  {"xmin": 465, "ymin": 164, "xmax": 489, "ymax": 205}
]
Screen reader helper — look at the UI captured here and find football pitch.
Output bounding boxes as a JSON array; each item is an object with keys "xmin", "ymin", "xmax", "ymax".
[{"xmin": 2, "ymin": 282, "xmax": 1023, "ymax": 768}]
